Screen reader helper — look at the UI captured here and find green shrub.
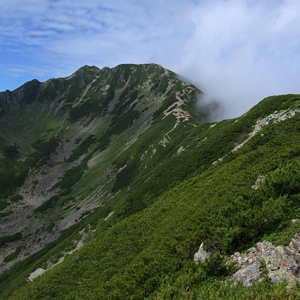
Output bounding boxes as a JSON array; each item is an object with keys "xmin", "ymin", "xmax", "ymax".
[
  {"xmin": 0, "ymin": 232, "xmax": 22, "ymax": 247},
  {"xmin": 10, "ymin": 194, "xmax": 23, "ymax": 201},
  {"xmin": 3, "ymin": 246, "xmax": 23, "ymax": 262},
  {"xmin": 33, "ymin": 195, "xmax": 59, "ymax": 213}
]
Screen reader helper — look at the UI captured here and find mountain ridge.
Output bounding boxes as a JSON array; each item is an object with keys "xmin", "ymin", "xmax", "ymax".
[
  {"xmin": 0, "ymin": 63, "xmax": 209, "ymax": 280},
  {"xmin": 0, "ymin": 64, "xmax": 300, "ymax": 299}
]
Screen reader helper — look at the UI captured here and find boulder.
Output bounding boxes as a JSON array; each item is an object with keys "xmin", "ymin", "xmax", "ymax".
[
  {"xmin": 232, "ymin": 262, "xmax": 262, "ymax": 287},
  {"xmin": 194, "ymin": 242, "xmax": 212, "ymax": 263}
]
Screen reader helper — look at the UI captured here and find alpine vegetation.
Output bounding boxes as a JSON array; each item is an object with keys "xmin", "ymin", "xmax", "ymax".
[{"xmin": 1, "ymin": 64, "xmax": 300, "ymax": 299}]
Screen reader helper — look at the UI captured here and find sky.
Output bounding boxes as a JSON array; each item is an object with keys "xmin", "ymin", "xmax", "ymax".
[{"xmin": 0, "ymin": 0, "xmax": 299, "ymax": 119}]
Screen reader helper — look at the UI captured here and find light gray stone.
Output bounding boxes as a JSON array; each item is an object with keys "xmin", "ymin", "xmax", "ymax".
[
  {"xmin": 248, "ymin": 247, "xmax": 256, "ymax": 253},
  {"xmin": 232, "ymin": 262, "xmax": 262, "ymax": 287},
  {"xmin": 193, "ymin": 242, "xmax": 212, "ymax": 263}
]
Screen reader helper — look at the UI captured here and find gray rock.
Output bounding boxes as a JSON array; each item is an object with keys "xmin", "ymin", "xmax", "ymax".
[
  {"xmin": 28, "ymin": 268, "xmax": 46, "ymax": 281},
  {"xmin": 232, "ymin": 262, "xmax": 262, "ymax": 287},
  {"xmin": 251, "ymin": 175, "xmax": 265, "ymax": 189},
  {"xmin": 248, "ymin": 247, "xmax": 256, "ymax": 253},
  {"xmin": 257, "ymin": 241, "xmax": 276, "ymax": 262},
  {"xmin": 228, "ymin": 233, "xmax": 300, "ymax": 287},
  {"xmin": 194, "ymin": 242, "xmax": 212, "ymax": 263},
  {"xmin": 290, "ymin": 238, "xmax": 300, "ymax": 252}
]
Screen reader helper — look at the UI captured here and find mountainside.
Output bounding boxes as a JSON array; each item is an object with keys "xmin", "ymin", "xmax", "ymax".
[
  {"xmin": 1, "ymin": 65, "xmax": 300, "ymax": 299},
  {"xmin": 0, "ymin": 63, "xmax": 213, "ymax": 297}
]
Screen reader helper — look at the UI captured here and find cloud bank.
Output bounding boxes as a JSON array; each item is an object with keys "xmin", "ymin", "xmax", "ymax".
[
  {"xmin": 0, "ymin": 0, "xmax": 299, "ymax": 119},
  {"xmin": 175, "ymin": 0, "xmax": 300, "ymax": 119}
]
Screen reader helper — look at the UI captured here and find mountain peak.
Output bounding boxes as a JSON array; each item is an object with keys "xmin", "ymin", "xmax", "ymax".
[{"xmin": 65, "ymin": 65, "xmax": 101, "ymax": 80}]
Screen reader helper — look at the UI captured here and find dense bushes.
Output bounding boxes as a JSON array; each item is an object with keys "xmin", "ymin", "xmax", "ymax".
[
  {"xmin": 33, "ymin": 195, "xmax": 60, "ymax": 213},
  {"xmin": 4, "ymin": 90, "xmax": 300, "ymax": 299},
  {"xmin": 0, "ymin": 233, "xmax": 22, "ymax": 248}
]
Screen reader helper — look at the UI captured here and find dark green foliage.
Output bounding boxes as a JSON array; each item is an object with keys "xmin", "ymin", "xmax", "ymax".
[
  {"xmin": 153, "ymin": 94, "xmax": 176, "ymax": 120},
  {"xmin": 20, "ymin": 79, "xmax": 41, "ymax": 105},
  {"xmin": 0, "ymin": 210, "xmax": 12, "ymax": 218},
  {"xmin": 53, "ymin": 159, "xmax": 88, "ymax": 192},
  {"xmin": 0, "ymin": 138, "xmax": 59, "ymax": 199},
  {"xmin": 68, "ymin": 98, "xmax": 106, "ymax": 122},
  {"xmin": 94, "ymin": 135, "xmax": 111, "ymax": 152},
  {"xmin": 111, "ymin": 108, "xmax": 141, "ymax": 135},
  {"xmin": 0, "ymin": 232, "xmax": 22, "ymax": 247},
  {"xmin": 156, "ymin": 75, "xmax": 169, "ymax": 94},
  {"xmin": 93, "ymin": 106, "xmax": 141, "ymax": 153},
  {"xmin": 31, "ymin": 138, "xmax": 59, "ymax": 166},
  {"xmin": 33, "ymin": 195, "xmax": 60, "ymax": 213},
  {"xmin": 112, "ymin": 159, "xmax": 139, "ymax": 192},
  {"xmin": 10, "ymin": 194, "xmax": 23, "ymax": 201},
  {"xmin": 1, "ymin": 65, "xmax": 300, "ymax": 300},
  {"xmin": 3, "ymin": 246, "xmax": 23, "ymax": 262},
  {"xmin": 201, "ymin": 252, "xmax": 227, "ymax": 277},
  {"xmin": 66, "ymin": 135, "xmax": 95, "ymax": 162},
  {"xmin": 0, "ymin": 144, "xmax": 23, "ymax": 198},
  {"xmin": 0, "ymin": 199, "xmax": 9, "ymax": 210},
  {"xmin": 2, "ymin": 144, "xmax": 19, "ymax": 160}
]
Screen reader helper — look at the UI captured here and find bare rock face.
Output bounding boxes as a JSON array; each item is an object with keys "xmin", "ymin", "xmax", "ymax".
[
  {"xmin": 28, "ymin": 268, "xmax": 46, "ymax": 281},
  {"xmin": 194, "ymin": 242, "xmax": 212, "ymax": 263},
  {"xmin": 231, "ymin": 262, "xmax": 262, "ymax": 287},
  {"xmin": 227, "ymin": 233, "xmax": 300, "ymax": 287}
]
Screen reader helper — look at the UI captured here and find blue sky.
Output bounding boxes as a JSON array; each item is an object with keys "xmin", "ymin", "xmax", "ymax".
[{"xmin": 0, "ymin": 0, "xmax": 299, "ymax": 118}]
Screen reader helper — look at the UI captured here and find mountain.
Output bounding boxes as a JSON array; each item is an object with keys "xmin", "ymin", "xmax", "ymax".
[
  {"xmin": 0, "ymin": 63, "xmax": 212, "ymax": 297},
  {"xmin": 1, "ymin": 64, "xmax": 300, "ymax": 299}
]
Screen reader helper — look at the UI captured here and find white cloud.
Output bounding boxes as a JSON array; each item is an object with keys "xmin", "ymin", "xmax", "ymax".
[
  {"xmin": 0, "ymin": 0, "xmax": 193, "ymax": 87},
  {"xmin": 174, "ymin": 0, "xmax": 300, "ymax": 119}
]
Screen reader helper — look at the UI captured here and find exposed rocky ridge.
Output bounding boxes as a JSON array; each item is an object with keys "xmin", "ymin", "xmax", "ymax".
[
  {"xmin": 232, "ymin": 109, "xmax": 300, "ymax": 152},
  {"xmin": 213, "ymin": 108, "xmax": 300, "ymax": 165},
  {"xmin": 194, "ymin": 233, "xmax": 300, "ymax": 287},
  {"xmin": 228, "ymin": 233, "xmax": 300, "ymax": 287}
]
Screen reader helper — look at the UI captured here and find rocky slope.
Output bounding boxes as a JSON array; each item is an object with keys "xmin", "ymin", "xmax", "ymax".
[
  {"xmin": 229, "ymin": 233, "xmax": 300, "ymax": 287},
  {"xmin": 0, "ymin": 64, "xmax": 209, "ymax": 274},
  {"xmin": 194, "ymin": 231, "xmax": 300, "ymax": 287}
]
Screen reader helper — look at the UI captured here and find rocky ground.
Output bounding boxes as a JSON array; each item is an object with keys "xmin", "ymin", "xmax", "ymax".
[{"xmin": 194, "ymin": 231, "xmax": 300, "ymax": 287}]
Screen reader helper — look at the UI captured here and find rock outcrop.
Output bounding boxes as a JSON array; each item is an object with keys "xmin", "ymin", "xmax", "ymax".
[
  {"xmin": 251, "ymin": 175, "xmax": 265, "ymax": 189},
  {"xmin": 232, "ymin": 109, "xmax": 300, "ymax": 152},
  {"xmin": 194, "ymin": 242, "xmax": 213, "ymax": 263},
  {"xmin": 227, "ymin": 233, "xmax": 300, "ymax": 287}
]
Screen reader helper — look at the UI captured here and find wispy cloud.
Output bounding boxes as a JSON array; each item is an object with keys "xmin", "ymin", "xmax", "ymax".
[
  {"xmin": 0, "ymin": 0, "xmax": 192, "ymax": 90},
  {"xmin": 0, "ymin": 0, "xmax": 299, "ymax": 120}
]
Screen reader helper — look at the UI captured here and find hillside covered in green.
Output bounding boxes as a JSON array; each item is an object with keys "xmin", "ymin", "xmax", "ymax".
[{"xmin": 1, "ymin": 65, "xmax": 300, "ymax": 299}]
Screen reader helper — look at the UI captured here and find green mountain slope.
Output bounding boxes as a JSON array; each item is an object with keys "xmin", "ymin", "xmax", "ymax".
[
  {"xmin": 0, "ymin": 64, "xmax": 214, "ymax": 298},
  {"xmin": 4, "ymin": 92, "xmax": 300, "ymax": 299},
  {"xmin": 1, "ymin": 65, "xmax": 300, "ymax": 299}
]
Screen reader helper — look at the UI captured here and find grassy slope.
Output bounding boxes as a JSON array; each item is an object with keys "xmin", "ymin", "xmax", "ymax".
[
  {"xmin": 0, "ymin": 64, "xmax": 213, "ymax": 298},
  {"xmin": 7, "ymin": 94, "xmax": 300, "ymax": 299}
]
